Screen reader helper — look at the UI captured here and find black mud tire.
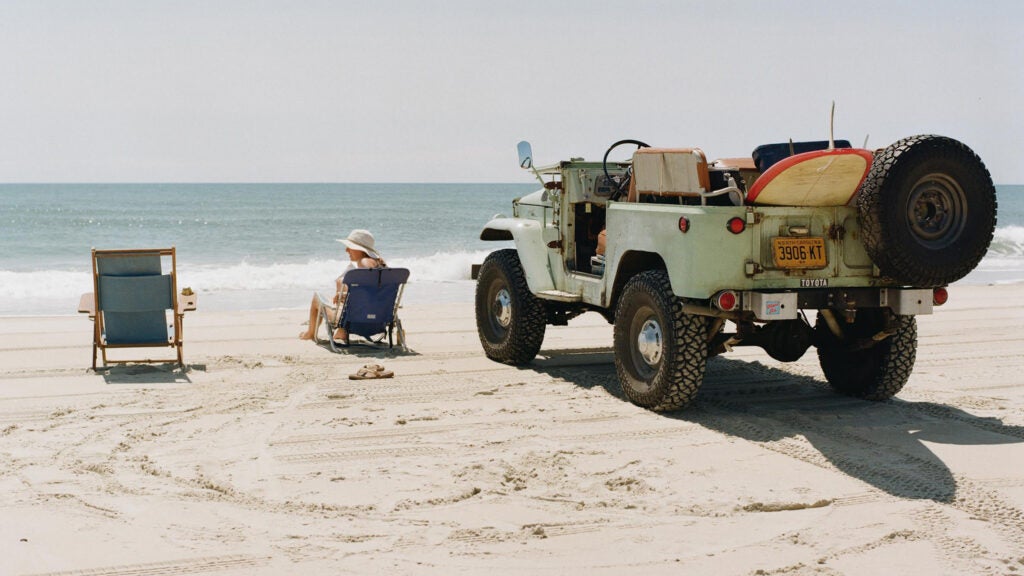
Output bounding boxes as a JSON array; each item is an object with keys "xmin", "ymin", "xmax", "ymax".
[
  {"xmin": 857, "ymin": 135, "xmax": 997, "ymax": 287},
  {"xmin": 475, "ymin": 249, "xmax": 546, "ymax": 365},
  {"xmin": 613, "ymin": 270, "xmax": 709, "ymax": 411},
  {"xmin": 816, "ymin": 310, "xmax": 917, "ymax": 401}
]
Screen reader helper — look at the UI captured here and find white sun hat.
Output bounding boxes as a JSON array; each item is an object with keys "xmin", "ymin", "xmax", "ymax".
[{"xmin": 336, "ymin": 229, "xmax": 379, "ymax": 258}]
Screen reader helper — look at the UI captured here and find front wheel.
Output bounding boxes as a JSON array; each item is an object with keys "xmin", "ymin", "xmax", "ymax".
[
  {"xmin": 475, "ymin": 249, "xmax": 546, "ymax": 365},
  {"xmin": 816, "ymin": 309, "xmax": 917, "ymax": 400},
  {"xmin": 613, "ymin": 270, "xmax": 709, "ymax": 411}
]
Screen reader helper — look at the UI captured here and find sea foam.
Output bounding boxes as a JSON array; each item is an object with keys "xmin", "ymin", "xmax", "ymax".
[
  {"xmin": 0, "ymin": 249, "xmax": 496, "ymax": 316},
  {"xmin": 988, "ymin": 225, "xmax": 1024, "ymax": 257}
]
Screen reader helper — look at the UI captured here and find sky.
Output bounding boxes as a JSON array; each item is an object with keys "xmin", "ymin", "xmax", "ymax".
[{"xmin": 0, "ymin": 0, "xmax": 1021, "ymax": 183}]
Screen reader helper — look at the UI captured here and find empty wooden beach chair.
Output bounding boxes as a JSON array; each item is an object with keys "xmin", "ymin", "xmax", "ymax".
[{"xmin": 78, "ymin": 247, "xmax": 196, "ymax": 370}]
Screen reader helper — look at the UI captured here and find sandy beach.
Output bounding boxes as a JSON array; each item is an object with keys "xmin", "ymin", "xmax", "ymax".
[{"xmin": 2, "ymin": 285, "xmax": 1023, "ymax": 575}]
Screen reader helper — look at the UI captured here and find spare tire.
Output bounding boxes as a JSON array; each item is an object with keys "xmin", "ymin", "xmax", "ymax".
[{"xmin": 857, "ymin": 135, "xmax": 997, "ymax": 287}]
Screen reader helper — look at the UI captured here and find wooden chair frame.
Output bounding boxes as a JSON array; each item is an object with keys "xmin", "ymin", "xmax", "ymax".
[{"xmin": 80, "ymin": 247, "xmax": 196, "ymax": 370}]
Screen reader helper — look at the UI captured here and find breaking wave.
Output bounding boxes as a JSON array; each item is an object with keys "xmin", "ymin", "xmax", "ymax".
[{"xmin": 0, "ymin": 249, "xmax": 496, "ymax": 315}]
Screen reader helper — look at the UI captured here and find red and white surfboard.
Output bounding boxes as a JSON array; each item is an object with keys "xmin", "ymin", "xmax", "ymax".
[{"xmin": 746, "ymin": 148, "xmax": 874, "ymax": 206}]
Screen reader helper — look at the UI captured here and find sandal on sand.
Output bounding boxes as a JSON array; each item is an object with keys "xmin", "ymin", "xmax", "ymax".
[{"xmin": 349, "ymin": 364, "xmax": 394, "ymax": 380}]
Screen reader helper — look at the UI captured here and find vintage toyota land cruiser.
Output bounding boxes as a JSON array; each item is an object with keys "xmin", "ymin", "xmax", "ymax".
[{"xmin": 475, "ymin": 133, "xmax": 997, "ymax": 411}]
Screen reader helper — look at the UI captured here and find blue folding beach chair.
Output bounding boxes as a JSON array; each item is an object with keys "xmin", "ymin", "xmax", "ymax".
[
  {"xmin": 318, "ymin": 267, "xmax": 410, "ymax": 352},
  {"xmin": 79, "ymin": 247, "xmax": 196, "ymax": 370}
]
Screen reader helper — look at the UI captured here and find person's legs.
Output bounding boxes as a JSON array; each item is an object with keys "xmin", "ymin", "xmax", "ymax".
[{"xmin": 299, "ymin": 294, "xmax": 321, "ymax": 340}]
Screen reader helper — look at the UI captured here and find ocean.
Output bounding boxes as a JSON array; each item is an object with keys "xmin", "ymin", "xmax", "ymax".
[{"xmin": 1, "ymin": 183, "xmax": 1022, "ymax": 317}]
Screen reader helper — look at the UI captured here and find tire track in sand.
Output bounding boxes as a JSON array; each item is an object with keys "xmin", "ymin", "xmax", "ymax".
[{"xmin": 22, "ymin": 554, "xmax": 269, "ymax": 576}]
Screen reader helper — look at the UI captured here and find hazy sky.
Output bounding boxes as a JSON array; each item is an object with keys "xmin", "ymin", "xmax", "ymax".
[{"xmin": 1, "ymin": 0, "xmax": 1021, "ymax": 183}]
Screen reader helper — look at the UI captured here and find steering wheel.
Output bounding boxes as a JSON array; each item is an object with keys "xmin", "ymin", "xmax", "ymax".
[{"xmin": 603, "ymin": 139, "xmax": 650, "ymax": 200}]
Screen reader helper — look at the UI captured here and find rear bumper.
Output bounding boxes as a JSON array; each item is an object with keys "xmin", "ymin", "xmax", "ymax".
[{"xmin": 698, "ymin": 287, "xmax": 936, "ymax": 321}]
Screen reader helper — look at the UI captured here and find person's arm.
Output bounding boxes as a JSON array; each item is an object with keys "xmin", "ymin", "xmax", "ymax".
[{"xmin": 334, "ymin": 276, "xmax": 345, "ymax": 304}]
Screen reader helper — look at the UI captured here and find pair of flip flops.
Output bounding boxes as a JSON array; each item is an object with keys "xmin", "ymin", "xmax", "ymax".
[{"xmin": 349, "ymin": 363, "xmax": 394, "ymax": 380}]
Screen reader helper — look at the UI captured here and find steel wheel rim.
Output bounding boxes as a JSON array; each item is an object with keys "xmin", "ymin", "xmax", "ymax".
[
  {"xmin": 638, "ymin": 318, "xmax": 663, "ymax": 366},
  {"xmin": 491, "ymin": 286, "xmax": 512, "ymax": 331},
  {"xmin": 630, "ymin": 306, "xmax": 663, "ymax": 383},
  {"xmin": 906, "ymin": 173, "xmax": 967, "ymax": 249}
]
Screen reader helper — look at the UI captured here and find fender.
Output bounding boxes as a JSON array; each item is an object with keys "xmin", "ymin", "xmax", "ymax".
[{"xmin": 480, "ymin": 217, "xmax": 555, "ymax": 293}]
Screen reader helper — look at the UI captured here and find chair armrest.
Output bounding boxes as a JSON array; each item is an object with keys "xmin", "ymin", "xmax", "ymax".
[
  {"xmin": 177, "ymin": 294, "xmax": 198, "ymax": 314},
  {"xmin": 79, "ymin": 293, "xmax": 96, "ymax": 318}
]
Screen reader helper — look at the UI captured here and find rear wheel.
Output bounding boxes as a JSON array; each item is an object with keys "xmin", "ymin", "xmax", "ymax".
[
  {"xmin": 475, "ymin": 249, "xmax": 546, "ymax": 365},
  {"xmin": 857, "ymin": 135, "xmax": 997, "ymax": 286},
  {"xmin": 613, "ymin": 270, "xmax": 708, "ymax": 411},
  {"xmin": 816, "ymin": 309, "xmax": 917, "ymax": 400}
]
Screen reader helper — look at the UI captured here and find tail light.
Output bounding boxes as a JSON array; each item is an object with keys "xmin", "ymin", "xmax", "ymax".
[
  {"xmin": 726, "ymin": 217, "xmax": 746, "ymax": 234},
  {"xmin": 933, "ymin": 287, "xmax": 949, "ymax": 306},
  {"xmin": 712, "ymin": 290, "xmax": 739, "ymax": 312}
]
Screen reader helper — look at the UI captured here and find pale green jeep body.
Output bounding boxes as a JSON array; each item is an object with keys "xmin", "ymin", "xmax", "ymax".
[{"xmin": 475, "ymin": 138, "xmax": 997, "ymax": 411}]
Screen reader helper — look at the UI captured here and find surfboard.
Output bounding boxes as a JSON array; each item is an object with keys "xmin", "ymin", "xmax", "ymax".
[{"xmin": 746, "ymin": 148, "xmax": 874, "ymax": 206}]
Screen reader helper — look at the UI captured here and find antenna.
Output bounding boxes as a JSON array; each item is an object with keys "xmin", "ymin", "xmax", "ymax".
[
  {"xmin": 828, "ymin": 100, "xmax": 836, "ymax": 151},
  {"xmin": 862, "ymin": 134, "xmax": 870, "ymax": 148}
]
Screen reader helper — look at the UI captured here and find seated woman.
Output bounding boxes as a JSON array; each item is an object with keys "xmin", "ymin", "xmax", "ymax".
[{"xmin": 298, "ymin": 229, "xmax": 385, "ymax": 342}]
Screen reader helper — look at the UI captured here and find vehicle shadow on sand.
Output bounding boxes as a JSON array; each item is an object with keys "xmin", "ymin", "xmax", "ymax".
[{"xmin": 531, "ymin": 350, "xmax": 1024, "ymax": 503}]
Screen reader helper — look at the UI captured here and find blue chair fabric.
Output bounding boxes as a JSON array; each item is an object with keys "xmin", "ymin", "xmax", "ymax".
[
  {"xmin": 321, "ymin": 267, "xmax": 410, "ymax": 351},
  {"xmin": 98, "ymin": 274, "xmax": 174, "ymax": 344}
]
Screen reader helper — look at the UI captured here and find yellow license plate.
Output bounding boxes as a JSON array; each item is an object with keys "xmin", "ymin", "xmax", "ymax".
[{"xmin": 772, "ymin": 237, "xmax": 827, "ymax": 269}]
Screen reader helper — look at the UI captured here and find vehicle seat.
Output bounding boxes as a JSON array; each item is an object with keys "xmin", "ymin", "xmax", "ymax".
[{"xmin": 627, "ymin": 148, "xmax": 710, "ymax": 202}]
